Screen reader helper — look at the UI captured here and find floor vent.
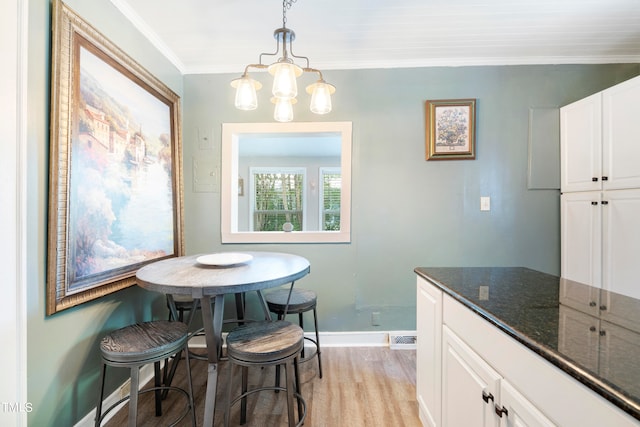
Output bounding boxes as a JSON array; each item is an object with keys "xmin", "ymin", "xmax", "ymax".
[{"xmin": 389, "ymin": 333, "xmax": 417, "ymax": 350}]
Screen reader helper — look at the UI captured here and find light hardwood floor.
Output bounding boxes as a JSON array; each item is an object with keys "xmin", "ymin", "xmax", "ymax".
[{"xmin": 104, "ymin": 346, "xmax": 421, "ymax": 426}]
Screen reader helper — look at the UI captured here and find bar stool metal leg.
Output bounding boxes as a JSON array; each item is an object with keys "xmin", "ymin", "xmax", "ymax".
[{"xmin": 312, "ymin": 306, "xmax": 323, "ymax": 378}]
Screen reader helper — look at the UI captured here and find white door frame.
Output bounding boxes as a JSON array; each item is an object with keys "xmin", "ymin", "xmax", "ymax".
[{"xmin": 0, "ymin": 0, "xmax": 28, "ymax": 425}]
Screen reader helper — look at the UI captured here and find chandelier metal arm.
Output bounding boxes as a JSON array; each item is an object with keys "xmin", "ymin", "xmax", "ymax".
[
  {"xmin": 258, "ymin": 32, "xmax": 284, "ymax": 66},
  {"xmin": 287, "ymin": 42, "xmax": 310, "ymax": 69},
  {"xmin": 241, "ymin": 63, "xmax": 268, "ymax": 77},
  {"xmin": 303, "ymin": 67, "xmax": 324, "ymax": 80}
]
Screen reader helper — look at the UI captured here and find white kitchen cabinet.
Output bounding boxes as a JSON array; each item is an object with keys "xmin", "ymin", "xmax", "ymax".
[
  {"xmin": 442, "ymin": 326, "xmax": 501, "ymax": 427},
  {"xmin": 602, "ymin": 189, "xmax": 640, "ymax": 299},
  {"xmin": 442, "ymin": 325, "xmax": 556, "ymax": 427},
  {"xmin": 560, "ymin": 92, "xmax": 602, "ymax": 193},
  {"xmin": 416, "ymin": 276, "xmax": 442, "ymax": 427},
  {"xmin": 561, "ymin": 189, "xmax": 640, "ymax": 299},
  {"xmin": 415, "ymin": 274, "xmax": 640, "ymax": 427},
  {"xmin": 560, "ymin": 191, "xmax": 602, "ymax": 288},
  {"xmin": 602, "ymin": 76, "xmax": 640, "ymax": 190},
  {"xmin": 499, "ymin": 380, "xmax": 556, "ymax": 427},
  {"xmin": 561, "ymin": 75, "xmax": 640, "ymax": 193}
]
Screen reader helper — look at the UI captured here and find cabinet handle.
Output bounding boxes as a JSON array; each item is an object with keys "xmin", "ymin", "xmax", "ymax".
[
  {"xmin": 601, "ymin": 201, "xmax": 609, "ymax": 205},
  {"xmin": 495, "ymin": 404, "xmax": 509, "ymax": 418},
  {"xmin": 589, "ymin": 301, "xmax": 597, "ymax": 307},
  {"xmin": 602, "ymin": 176, "xmax": 608, "ymax": 181},
  {"xmin": 590, "ymin": 326, "xmax": 597, "ymax": 332},
  {"xmin": 591, "ymin": 201, "xmax": 598, "ymax": 205},
  {"xmin": 592, "ymin": 177, "xmax": 599, "ymax": 182},
  {"xmin": 482, "ymin": 391, "xmax": 494, "ymax": 403},
  {"xmin": 600, "ymin": 304, "xmax": 607, "ymax": 311}
]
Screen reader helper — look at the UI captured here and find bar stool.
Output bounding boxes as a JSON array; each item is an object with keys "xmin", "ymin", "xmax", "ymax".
[
  {"xmin": 95, "ymin": 320, "xmax": 196, "ymax": 427},
  {"xmin": 266, "ymin": 288, "xmax": 323, "ymax": 380},
  {"xmin": 224, "ymin": 320, "xmax": 306, "ymax": 427}
]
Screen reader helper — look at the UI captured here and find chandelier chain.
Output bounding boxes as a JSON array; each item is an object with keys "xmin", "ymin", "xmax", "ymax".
[{"xmin": 282, "ymin": 0, "xmax": 298, "ymax": 27}]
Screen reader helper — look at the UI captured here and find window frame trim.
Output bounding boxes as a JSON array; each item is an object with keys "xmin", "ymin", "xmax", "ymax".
[{"xmin": 220, "ymin": 121, "xmax": 352, "ymax": 244}]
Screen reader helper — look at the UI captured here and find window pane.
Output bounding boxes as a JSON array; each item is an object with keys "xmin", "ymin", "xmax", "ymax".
[
  {"xmin": 322, "ymin": 171, "xmax": 341, "ymax": 230},
  {"xmin": 253, "ymin": 172, "xmax": 304, "ymax": 231}
]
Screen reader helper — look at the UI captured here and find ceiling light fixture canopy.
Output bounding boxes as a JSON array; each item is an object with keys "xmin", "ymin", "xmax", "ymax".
[{"xmin": 230, "ymin": 0, "xmax": 335, "ymax": 122}]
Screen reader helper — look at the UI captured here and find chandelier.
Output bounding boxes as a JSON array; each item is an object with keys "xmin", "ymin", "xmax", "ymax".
[{"xmin": 230, "ymin": 0, "xmax": 335, "ymax": 122}]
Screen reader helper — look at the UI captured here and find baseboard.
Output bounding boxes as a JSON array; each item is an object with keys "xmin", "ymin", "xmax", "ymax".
[
  {"xmin": 187, "ymin": 330, "xmax": 417, "ymax": 348},
  {"xmin": 75, "ymin": 330, "xmax": 416, "ymax": 427}
]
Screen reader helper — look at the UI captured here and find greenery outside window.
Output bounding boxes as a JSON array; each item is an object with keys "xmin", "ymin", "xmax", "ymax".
[
  {"xmin": 250, "ymin": 167, "xmax": 306, "ymax": 232},
  {"xmin": 320, "ymin": 167, "xmax": 341, "ymax": 231}
]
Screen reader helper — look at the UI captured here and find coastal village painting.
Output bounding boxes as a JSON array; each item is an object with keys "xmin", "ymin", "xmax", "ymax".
[
  {"xmin": 47, "ymin": 0, "xmax": 183, "ymax": 313},
  {"xmin": 67, "ymin": 44, "xmax": 175, "ymax": 293}
]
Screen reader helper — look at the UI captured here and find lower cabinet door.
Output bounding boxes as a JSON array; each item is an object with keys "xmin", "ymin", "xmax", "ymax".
[
  {"xmin": 442, "ymin": 326, "xmax": 501, "ymax": 427},
  {"xmin": 499, "ymin": 380, "xmax": 556, "ymax": 427},
  {"xmin": 417, "ymin": 277, "xmax": 443, "ymax": 427}
]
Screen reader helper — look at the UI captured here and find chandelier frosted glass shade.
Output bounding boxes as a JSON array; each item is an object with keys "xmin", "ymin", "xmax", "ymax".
[
  {"xmin": 268, "ymin": 62, "xmax": 303, "ymax": 99},
  {"xmin": 230, "ymin": 76, "xmax": 262, "ymax": 110},
  {"xmin": 271, "ymin": 97, "xmax": 297, "ymax": 122},
  {"xmin": 230, "ymin": 0, "xmax": 335, "ymax": 121},
  {"xmin": 306, "ymin": 80, "xmax": 336, "ymax": 114}
]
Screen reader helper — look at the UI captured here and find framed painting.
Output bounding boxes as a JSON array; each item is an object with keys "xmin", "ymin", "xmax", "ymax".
[
  {"xmin": 47, "ymin": 0, "xmax": 184, "ymax": 314},
  {"xmin": 425, "ymin": 98, "xmax": 476, "ymax": 160}
]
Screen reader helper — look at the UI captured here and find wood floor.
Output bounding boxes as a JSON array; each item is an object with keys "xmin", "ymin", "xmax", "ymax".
[{"xmin": 104, "ymin": 346, "xmax": 421, "ymax": 426}]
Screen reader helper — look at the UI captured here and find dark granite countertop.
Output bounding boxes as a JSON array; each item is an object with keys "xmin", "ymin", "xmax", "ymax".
[{"xmin": 414, "ymin": 266, "xmax": 640, "ymax": 421}]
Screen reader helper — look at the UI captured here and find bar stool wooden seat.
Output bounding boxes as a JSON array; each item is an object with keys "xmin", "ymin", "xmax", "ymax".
[
  {"xmin": 224, "ymin": 320, "xmax": 306, "ymax": 427},
  {"xmin": 265, "ymin": 288, "xmax": 323, "ymax": 378},
  {"xmin": 95, "ymin": 320, "xmax": 196, "ymax": 427}
]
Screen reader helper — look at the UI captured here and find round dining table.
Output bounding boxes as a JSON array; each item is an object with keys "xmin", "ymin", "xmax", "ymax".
[{"xmin": 135, "ymin": 251, "xmax": 311, "ymax": 427}]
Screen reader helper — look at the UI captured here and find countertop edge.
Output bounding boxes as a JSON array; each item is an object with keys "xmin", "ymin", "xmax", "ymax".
[{"xmin": 415, "ymin": 268, "xmax": 640, "ymax": 421}]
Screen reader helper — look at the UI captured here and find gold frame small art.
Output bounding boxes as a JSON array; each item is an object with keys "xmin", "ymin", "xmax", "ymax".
[{"xmin": 425, "ymin": 98, "xmax": 476, "ymax": 160}]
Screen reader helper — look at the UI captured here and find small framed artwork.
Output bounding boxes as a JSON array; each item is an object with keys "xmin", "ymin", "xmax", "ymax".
[
  {"xmin": 425, "ymin": 98, "xmax": 476, "ymax": 160},
  {"xmin": 47, "ymin": 0, "xmax": 184, "ymax": 314}
]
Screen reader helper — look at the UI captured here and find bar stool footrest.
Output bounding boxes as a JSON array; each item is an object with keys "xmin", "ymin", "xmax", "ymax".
[
  {"xmin": 228, "ymin": 386, "xmax": 307, "ymax": 427},
  {"xmin": 96, "ymin": 386, "xmax": 193, "ymax": 427}
]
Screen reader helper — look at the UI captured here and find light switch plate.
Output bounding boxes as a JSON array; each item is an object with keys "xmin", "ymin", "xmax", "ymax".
[{"xmin": 480, "ymin": 196, "xmax": 491, "ymax": 211}]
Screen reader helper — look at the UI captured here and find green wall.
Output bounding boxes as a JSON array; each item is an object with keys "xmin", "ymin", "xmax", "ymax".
[
  {"xmin": 26, "ymin": 1, "xmax": 182, "ymax": 425},
  {"xmin": 25, "ymin": 0, "xmax": 640, "ymax": 425},
  {"xmin": 182, "ymin": 64, "xmax": 640, "ymax": 331}
]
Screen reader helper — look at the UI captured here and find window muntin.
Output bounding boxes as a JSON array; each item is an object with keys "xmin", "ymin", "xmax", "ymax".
[
  {"xmin": 320, "ymin": 167, "xmax": 341, "ymax": 231},
  {"xmin": 250, "ymin": 167, "xmax": 306, "ymax": 232}
]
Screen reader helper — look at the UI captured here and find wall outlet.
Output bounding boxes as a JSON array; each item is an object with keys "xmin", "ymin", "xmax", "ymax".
[
  {"xmin": 120, "ymin": 379, "xmax": 131, "ymax": 399},
  {"xmin": 479, "ymin": 285, "xmax": 490, "ymax": 300},
  {"xmin": 371, "ymin": 311, "xmax": 381, "ymax": 326}
]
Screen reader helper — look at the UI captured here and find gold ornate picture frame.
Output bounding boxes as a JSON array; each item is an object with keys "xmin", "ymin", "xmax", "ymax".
[
  {"xmin": 425, "ymin": 98, "xmax": 476, "ymax": 160},
  {"xmin": 47, "ymin": 0, "xmax": 184, "ymax": 314}
]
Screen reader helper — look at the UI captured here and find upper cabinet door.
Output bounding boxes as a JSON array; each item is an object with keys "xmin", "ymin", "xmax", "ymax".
[
  {"xmin": 602, "ymin": 188, "xmax": 640, "ymax": 299},
  {"xmin": 561, "ymin": 93, "xmax": 602, "ymax": 192},
  {"xmin": 560, "ymin": 191, "xmax": 602, "ymax": 288},
  {"xmin": 602, "ymin": 76, "xmax": 640, "ymax": 190}
]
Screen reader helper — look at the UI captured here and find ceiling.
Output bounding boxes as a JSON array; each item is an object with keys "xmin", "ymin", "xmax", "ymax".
[{"xmin": 111, "ymin": 0, "xmax": 640, "ymax": 75}]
